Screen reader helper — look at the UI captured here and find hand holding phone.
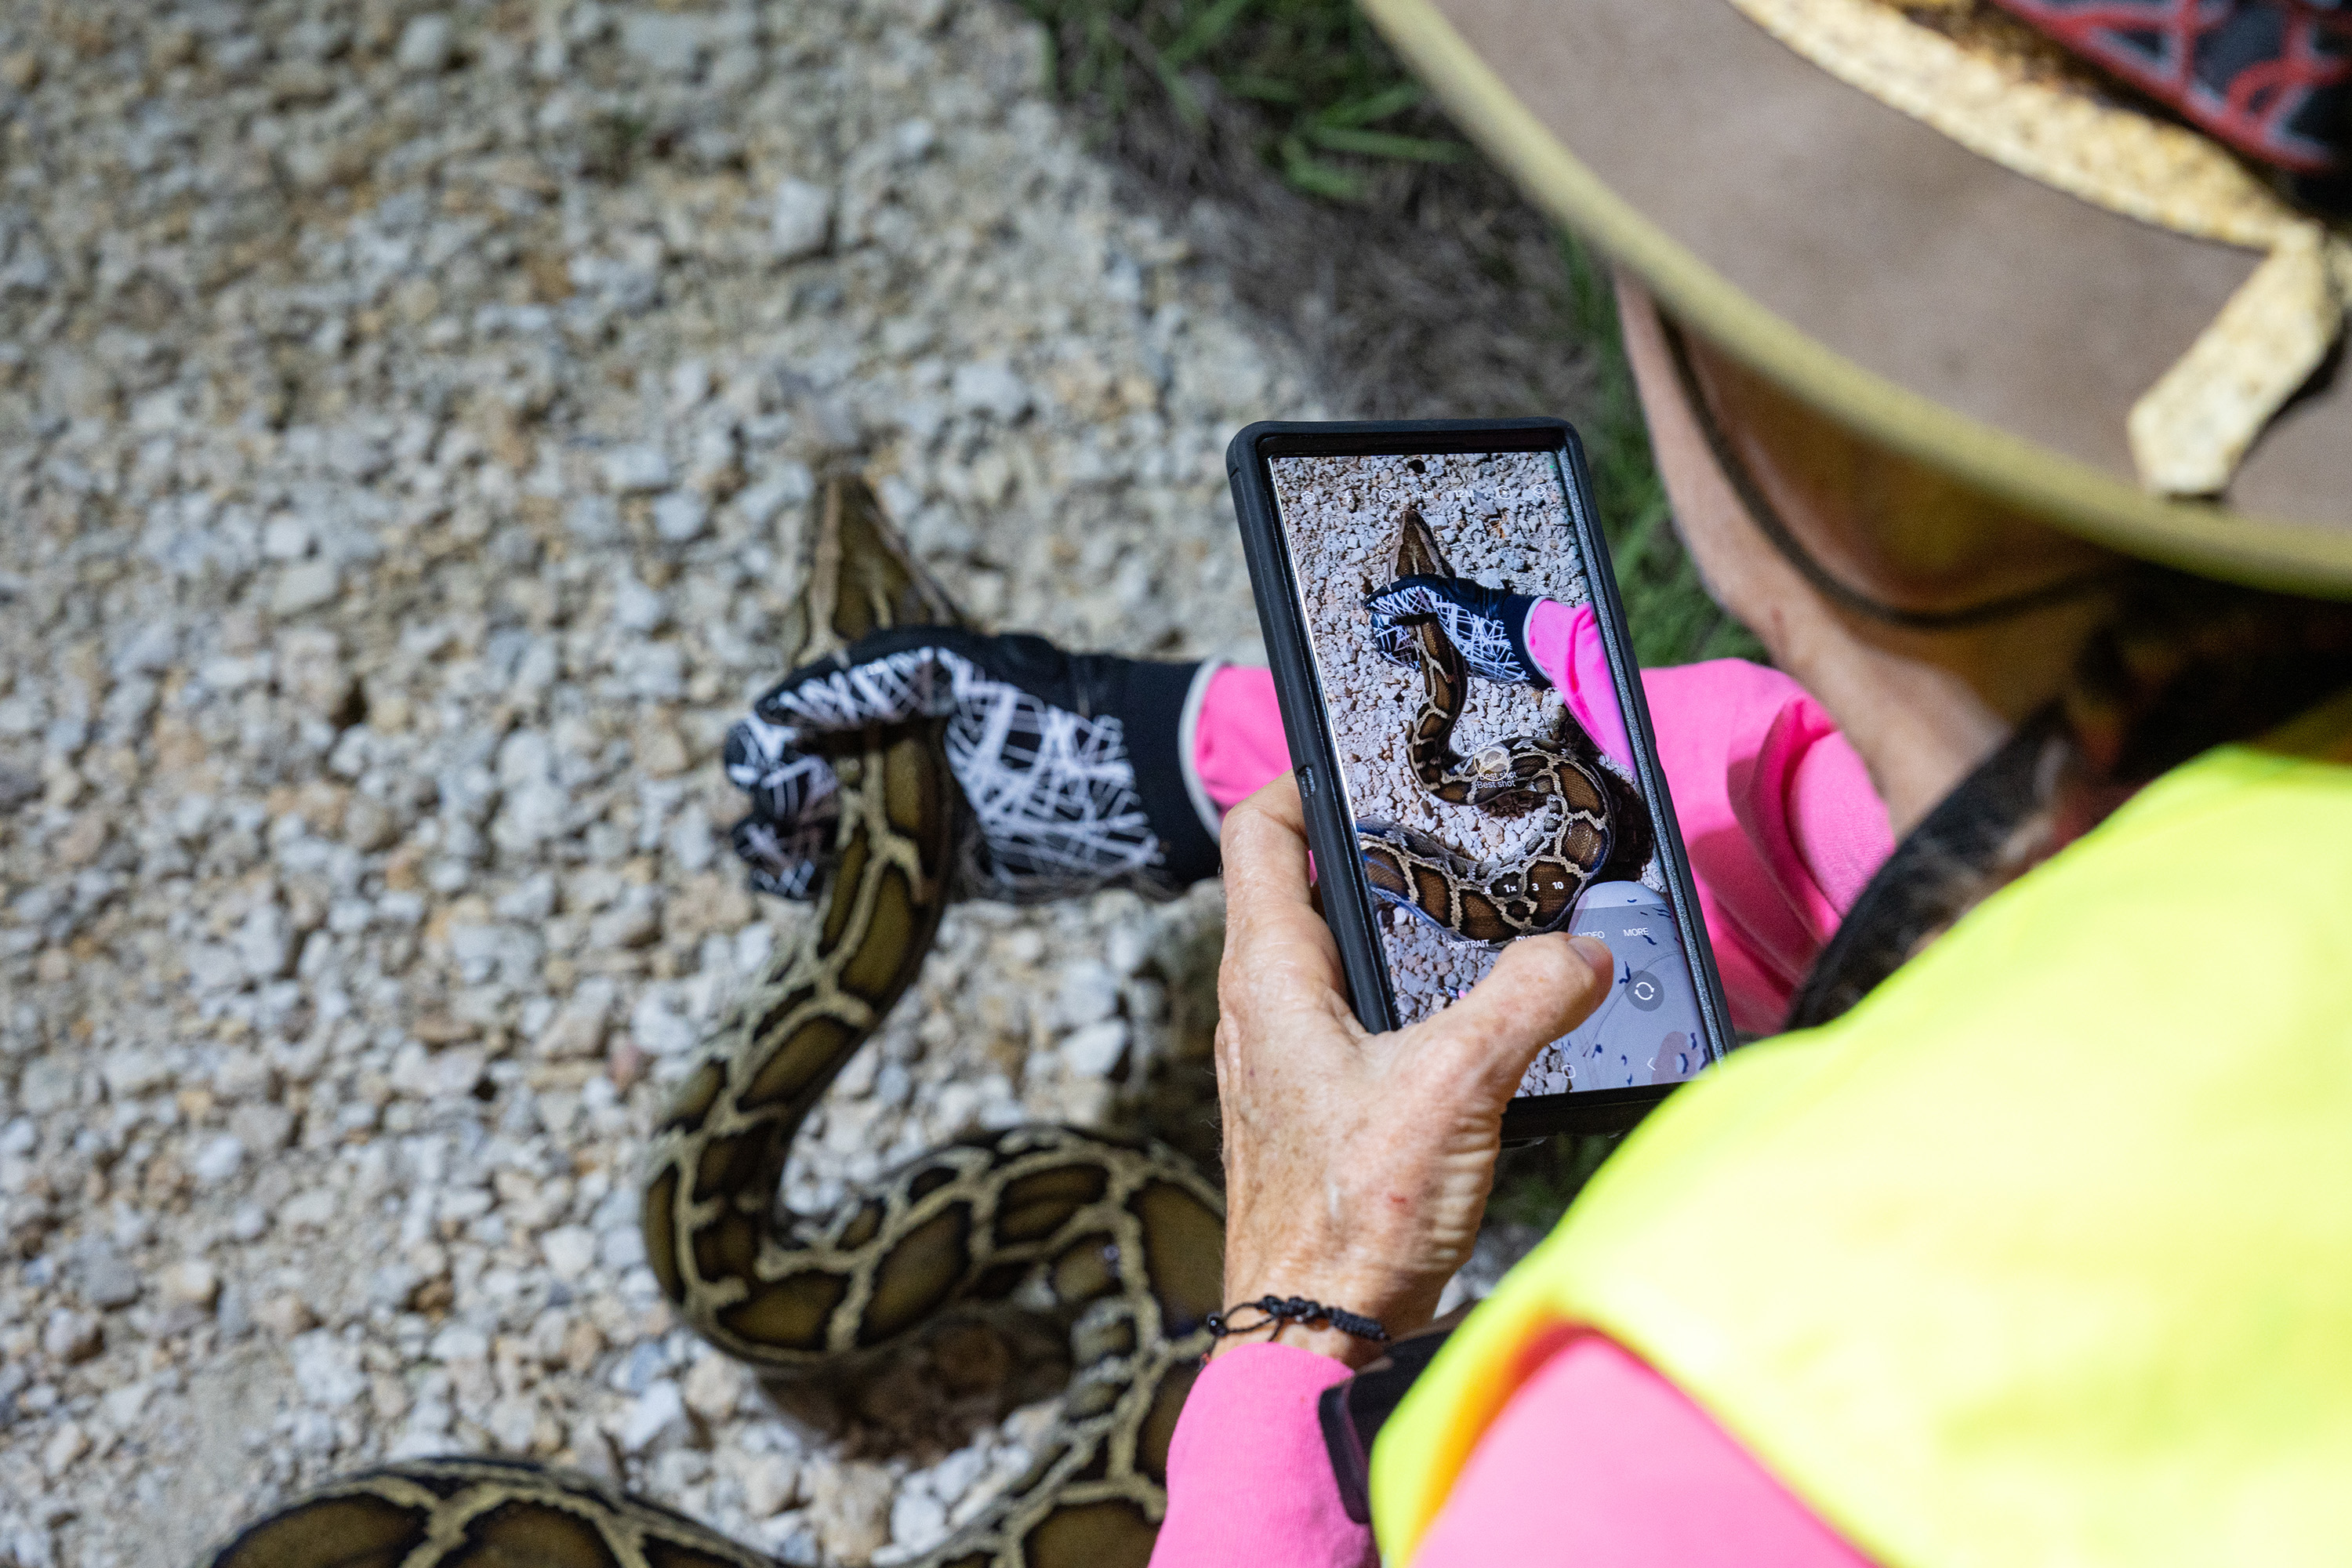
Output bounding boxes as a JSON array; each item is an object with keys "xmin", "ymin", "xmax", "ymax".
[
  {"xmin": 1229, "ymin": 420, "xmax": 1736, "ymax": 1136},
  {"xmin": 1212, "ymin": 775, "xmax": 1614, "ymax": 1362}
]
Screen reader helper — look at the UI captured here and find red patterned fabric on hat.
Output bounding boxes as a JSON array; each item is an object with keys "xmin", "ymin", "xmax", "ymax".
[{"xmin": 1991, "ymin": 0, "xmax": 2352, "ymax": 173}]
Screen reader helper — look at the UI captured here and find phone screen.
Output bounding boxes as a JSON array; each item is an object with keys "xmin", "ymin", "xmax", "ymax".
[{"xmin": 1265, "ymin": 448, "xmax": 1714, "ymax": 1098}]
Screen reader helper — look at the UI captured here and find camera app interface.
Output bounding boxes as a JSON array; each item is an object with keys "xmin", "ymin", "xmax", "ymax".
[{"xmin": 1269, "ymin": 450, "xmax": 1714, "ymax": 1096}]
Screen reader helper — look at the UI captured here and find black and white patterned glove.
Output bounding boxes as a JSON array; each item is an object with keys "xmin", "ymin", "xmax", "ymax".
[
  {"xmin": 1363, "ymin": 575, "xmax": 1549, "ymax": 688},
  {"xmin": 724, "ymin": 627, "xmax": 1221, "ymax": 905},
  {"xmin": 723, "ymin": 717, "xmax": 840, "ymax": 900}
]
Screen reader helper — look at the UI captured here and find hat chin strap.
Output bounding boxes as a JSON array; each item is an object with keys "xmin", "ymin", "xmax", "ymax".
[{"xmin": 1661, "ymin": 317, "xmax": 2122, "ymax": 632}]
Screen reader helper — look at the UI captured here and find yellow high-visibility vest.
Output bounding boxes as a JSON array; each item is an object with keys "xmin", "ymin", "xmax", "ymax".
[{"xmin": 1372, "ymin": 694, "xmax": 2352, "ymax": 1567}]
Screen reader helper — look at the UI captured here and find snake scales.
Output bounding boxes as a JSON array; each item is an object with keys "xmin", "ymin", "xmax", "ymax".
[
  {"xmin": 199, "ymin": 480, "xmax": 1226, "ymax": 1568},
  {"xmin": 1357, "ymin": 508, "xmax": 1652, "ymax": 946}
]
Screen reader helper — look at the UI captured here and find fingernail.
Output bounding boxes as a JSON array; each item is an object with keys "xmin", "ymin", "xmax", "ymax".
[{"xmin": 1570, "ymin": 935, "xmax": 1612, "ymax": 972}]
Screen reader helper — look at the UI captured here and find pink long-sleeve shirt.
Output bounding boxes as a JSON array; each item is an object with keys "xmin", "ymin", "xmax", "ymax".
[
  {"xmin": 1191, "ymin": 601, "xmax": 1889, "ymax": 1032},
  {"xmin": 1162, "ymin": 604, "xmax": 1895, "ymax": 1565}
]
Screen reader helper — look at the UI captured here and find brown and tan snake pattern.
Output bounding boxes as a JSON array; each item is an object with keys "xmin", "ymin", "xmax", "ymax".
[
  {"xmin": 1357, "ymin": 509, "xmax": 1651, "ymax": 946},
  {"xmin": 198, "ymin": 480, "xmax": 1227, "ymax": 1568}
]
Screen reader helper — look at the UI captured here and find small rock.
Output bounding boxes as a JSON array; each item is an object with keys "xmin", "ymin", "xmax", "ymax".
[
  {"xmin": 189, "ymin": 1132, "xmax": 246, "ymax": 1186},
  {"xmin": 394, "ymin": 13, "xmax": 456, "ymax": 73},
  {"xmin": 636, "ymin": 717, "xmax": 689, "ymax": 777},
  {"xmin": 262, "ymin": 515, "xmax": 314, "ymax": 561},
  {"xmin": 740, "ymin": 1451, "xmax": 800, "ymax": 1517},
  {"xmin": 1054, "ymin": 961, "xmax": 1121, "ymax": 1029},
  {"xmin": 619, "ymin": 12, "xmax": 707, "ymax": 74},
  {"xmin": 40, "ymin": 1310, "xmax": 100, "ymax": 1364},
  {"xmin": 1060, "ymin": 1018, "xmax": 1129, "ymax": 1077},
  {"xmin": 890, "ymin": 1486, "xmax": 949, "ymax": 1553},
  {"xmin": 735, "ymin": 464, "xmax": 815, "ymax": 528},
  {"xmin": 568, "ymin": 495, "xmax": 623, "ymax": 543},
  {"xmin": 613, "ymin": 573, "xmax": 670, "ymax": 635},
  {"xmin": 2, "ymin": 49, "xmax": 42, "ymax": 90},
  {"xmin": 0, "ymin": 764, "xmax": 38, "ymax": 814},
  {"xmin": 629, "ymin": 988, "xmax": 698, "ymax": 1057},
  {"xmin": 344, "ymin": 794, "xmax": 397, "ymax": 851},
  {"xmin": 539, "ymin": 1225, "xmax": 597, "ymax": 1282},
  {"xmin": 950, "ymin": 361, "xmax": 1031, "ymax": 422},
  {"xmin": 367, "ymin": 1260, "xmax": 424, "ymax": 1312},
  {"xmin": 290, "ymin": 1330, "xmax": 366, "ymax": 1406},
  {"xmin": 670, "ymin": 360, "xmax": 713, "ymax": 407},
  {"xmin": 281, "ymin": 1190, "xmax": 337, "ymax": 1230},
  {"xmin": 41, "ymin": 1421, "xmax": 90, "ymax": 1479},
  {"xmin": 772, "ymin": 179, "xmax": 834, "ymax": 262},
  {"xmin": 808, "ymin": 1461, "xmax": 895, "ymax": 1560},
  {"xmin": 539, "ymin": 983, "xmax": 614, "ymax": 1060},
  {"xmin": 487, "ymin": 1394, "xmax": 543, "ymax": 1454},
  {"xmin": 598, "ymin": 1224, "xmax": 648, "ymax": 1273},
  {"xmin": 237, "ymin": 902, "xmax": 294, "ymax": 981},
  {"xmin": 604, "ymin": 446, "xmax": 672, "ymax": 493},
  {"xmin": 668, "ymin": 801, "xmax": 715, "ymax": 873},
  {"xmin": 158, "ymin": 1258, "xmax": 220, "ymax": 1308},
  {"xmin": 78, "ymin": 1245, "xmax": 140, "ymax": 1309},
  {"xmin": 617, "ymin": 1379, "xmax": 693, "ymax": 1455},
  {"xmin": 100, "ymin": 1379, "xmax": 153, "ymax": 1428},
  {"xmin": 426, "ymin": 1047, "xmax": 487, "ymax": 1100},
  {"xmin": 227, "ymin": 1102, "xmax": 294, "ymax": 1156},
  {"xmin": 272, "ymin": 561, "xmax": 341, "ymax": 616},
  {"xmin": 652, "ymin": 491, "xmax": 709, "ymax": 543},
  {"xmin": 254, "ymin": 1293, "xmax": 318, "ymax": 1338},
  {"xmin": 681, "ymin": 1354, "xmax": 747, "ymax": 1422},
  {"xmin": 19, "ymin": 1059, "xmax": 78, "ymax": 1116},
  {"xmin": 589, "ymin": 895, "xmax": 661, "ymax": 950},
  {"xmin": 100, "ymin": 1048, "xmax": 172, "ymax": 1098}
]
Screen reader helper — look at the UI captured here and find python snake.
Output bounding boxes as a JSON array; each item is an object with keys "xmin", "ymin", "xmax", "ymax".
[
  {"xmin": 1357, "ymin": 509, "xmax": 1653, "ymax": 946},
  {"xmin": 200, "ymin": 480, "xmax": 1226, "ymax": 1568}
]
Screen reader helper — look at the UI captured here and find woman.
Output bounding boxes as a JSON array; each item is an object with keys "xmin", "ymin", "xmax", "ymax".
[
  {"xmin": 1150, "ymin": 1, "xmax": 2352, "ymax": 1563},
  {"xmin": 735, "ymin": 2, "xmax": 2352, "ymax": 1560}
]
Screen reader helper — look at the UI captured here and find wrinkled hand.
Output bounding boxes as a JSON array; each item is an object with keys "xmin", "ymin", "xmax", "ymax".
[
  {"xmin": 724, "ymin": 626, "xmax": 1219, "ymax": 906},
  {"xmin": 1211, "ymin": 775, "xmax": 1612, "ymax": 1366},
  {"xmin": 1365, "ymin": 575, "xmax": 1548, "ymax": 687}
]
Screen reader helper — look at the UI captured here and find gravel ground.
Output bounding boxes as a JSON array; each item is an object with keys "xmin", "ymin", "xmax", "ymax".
[{"xmin": 0, "ymin": 2, "xmax": 1595, "ymax": 1564}]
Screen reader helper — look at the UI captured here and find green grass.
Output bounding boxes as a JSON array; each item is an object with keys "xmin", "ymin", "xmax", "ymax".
[{"xmin": 1027, "ymin": 0, "xmax": 1464, "ymax": 202}]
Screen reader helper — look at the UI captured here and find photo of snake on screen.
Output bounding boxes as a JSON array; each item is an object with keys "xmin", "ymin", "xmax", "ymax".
[{"xmin": 1269, "ymin": 451, "xmax": 1711, "ymax": 1097}]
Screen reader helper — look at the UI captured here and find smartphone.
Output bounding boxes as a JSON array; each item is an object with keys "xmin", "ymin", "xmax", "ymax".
[{"xmin": 1228, "ymin": 419, "xmax": 1736, "ymax": 1136}]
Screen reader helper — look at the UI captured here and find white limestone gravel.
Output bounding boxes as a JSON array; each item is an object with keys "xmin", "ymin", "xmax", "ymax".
[{"xmin": 0, "ymin": 2, "xmax": 1596, "ymax": 1563}]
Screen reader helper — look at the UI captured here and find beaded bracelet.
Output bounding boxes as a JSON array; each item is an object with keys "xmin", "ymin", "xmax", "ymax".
[{"xmin": 1203, "ymin": 1294, "xmax": 1389, "ymax": 1344}]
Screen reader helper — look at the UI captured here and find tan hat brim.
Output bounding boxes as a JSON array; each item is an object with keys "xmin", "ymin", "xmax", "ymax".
[{"xmin": 1360, "ymin": 0, "xmax": 2352, "ymax": 593}]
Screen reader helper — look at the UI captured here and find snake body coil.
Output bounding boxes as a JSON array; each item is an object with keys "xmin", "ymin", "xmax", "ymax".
[
  {"xmin": 1357, "ymin": 509, "xmax": 1653, "ymax": 946},
  {"xmin": 201, "ymin": 481, "xmax": 1226, "ymax": 1568}
]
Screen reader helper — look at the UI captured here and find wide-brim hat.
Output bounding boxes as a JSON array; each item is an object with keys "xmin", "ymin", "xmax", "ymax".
[{"xmin": 1357, "ymin": 0, "xmax": 2352, "ymax": 593}]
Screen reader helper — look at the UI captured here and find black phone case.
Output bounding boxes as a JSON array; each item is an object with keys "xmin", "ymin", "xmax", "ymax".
[{"xmin": 1226, "ymin": 418, "xmax": 1740, "ymax": 1138}]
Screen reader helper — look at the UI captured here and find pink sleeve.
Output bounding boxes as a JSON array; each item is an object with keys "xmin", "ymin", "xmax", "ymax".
[
  {"xmin": 1187, "ymin": 612, "xmax": 1894, "ymax": 1034},
  {"xmin": 1414, "ymin": 1330, "xmax": 1878, "ymax": 1567},
  {"xmin": 1193, "ymin": 665, "xmax": 1290, "ymax": 811},
  {"xmin": 1521, "ymin": 601, "xmax": 1892, "ymax": 1033},
  {"xmin": 1149, "ymin": 1344, "xmax": 1375, "ymax": 1568}
]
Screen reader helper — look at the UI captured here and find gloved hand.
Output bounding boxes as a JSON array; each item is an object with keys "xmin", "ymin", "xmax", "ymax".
[
  {"xmin": 724, "ymin": 627, "xmax": 1221, "ymax": 904},
  {"xmin": 1364, "ymin": 575, "xmax": 1549, "ymax": 688}
]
